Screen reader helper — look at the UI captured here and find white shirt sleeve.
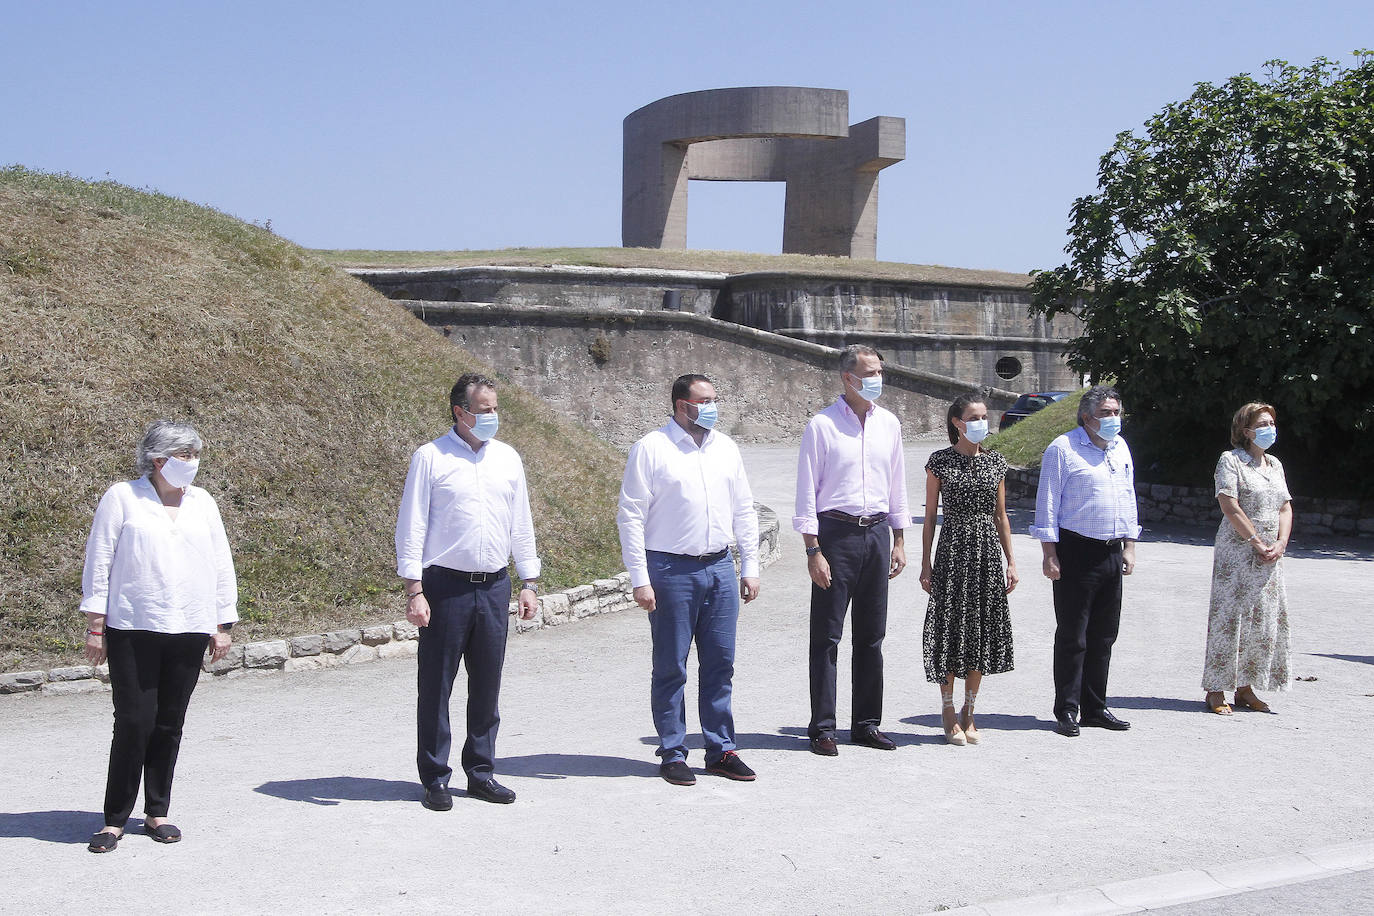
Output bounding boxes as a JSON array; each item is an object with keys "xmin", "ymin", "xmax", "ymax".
[
  {"xmin": 79, "ymin": 485, "xmax": 125, "ymax": 617},
  {"xmin": 616, "ymin": 440, "xmax": 654, "ymax": 589},
  {"xmin": 395, "ymin": 448, "xmax": 432, "ymax": 581},
  {"xmin": 732, "ymin": 446, "xmax": 760, "ymax": 579},
  {"xmin": 509, "ymin": 457, "xmax": 541, "ymax": 581},
  {"xmin": 205, "ymin": 494, "xmax": 239, "ymax": 625}
]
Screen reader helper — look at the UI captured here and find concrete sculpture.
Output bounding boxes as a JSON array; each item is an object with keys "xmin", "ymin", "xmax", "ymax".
[{"xmin": 623, "ymin": 87, "xmax": 905, "ymax": 259}]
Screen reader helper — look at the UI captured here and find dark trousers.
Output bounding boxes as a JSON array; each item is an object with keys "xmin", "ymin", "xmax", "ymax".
[
  {"xmin": 1052, "ymin": 530, "xmax": 1124, "ymax": 718},
  {"xmin": 102, "ymin": 628, "xmax": 209, "ymax": 828},
  {"xmin": 809, "ymin": 517, "xmax": 890, "ymax": 738},
  {"xmin": 416, "ymin": 565, "xmax": 510, "ymax": 789}
]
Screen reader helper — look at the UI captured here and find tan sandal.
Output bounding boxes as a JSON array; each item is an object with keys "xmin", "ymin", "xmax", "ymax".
[
  {"xmin": 1233, "ymin": 689, "xmax": 1272, "ymax": 713},
  {"xmin": 1205, "ymin": 692, "xmax": 1232, "ymax": 715}
]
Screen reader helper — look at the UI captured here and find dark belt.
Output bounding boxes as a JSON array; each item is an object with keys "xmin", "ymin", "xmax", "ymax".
[
  {"xmin": 431, "ymin": 566, "xmax": 508, "ymax": 583},
  {"xmin": 819, "ymin": 509, "xmax": 886, "ymax": 528},
  {"xmin": 1060, "ymin": 528, "xmax": 1127, "ymax": 551},
  {"xmin": 653, "ymin": 548, "xmax": 730, "ymax": 563}
]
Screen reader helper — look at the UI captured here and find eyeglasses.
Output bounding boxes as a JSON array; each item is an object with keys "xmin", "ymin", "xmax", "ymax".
[{"xmin": 683, "ymin": 398, "xmax": 721, "ymax": 405}]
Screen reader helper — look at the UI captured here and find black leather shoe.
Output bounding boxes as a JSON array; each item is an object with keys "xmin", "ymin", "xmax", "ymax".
[
  {"xmin": 810, "ymin": 735, "xmax": 839, "ymax": 756},
  {"xmin": 422, "ymin": 785, "xmax": 453, "ymax": 811},
  {"xmin": 466, "ymin": 777, "xmax": 516, "ymax": 804},
  {"xmin": 1081, "ymin": 709, "xmax": 1131, "ymax": 730},
  {"xmin": 1055, "ymin": 711, "xmax": 1080, "ymax": 737},
  {"xmin": 660, "ymin": 759, "xmax": 696, "ymax": 786},
  {"xmin": 851, "ymin": 727, "xmax": 897, "ymax": 750}
]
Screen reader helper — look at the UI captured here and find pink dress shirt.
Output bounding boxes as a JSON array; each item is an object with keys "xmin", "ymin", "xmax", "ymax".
[{"xmin": 794, "ymin": 397, "xmax": 910, "ymax": 535}]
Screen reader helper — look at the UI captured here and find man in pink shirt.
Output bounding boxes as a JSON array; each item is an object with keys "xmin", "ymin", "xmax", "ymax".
[{"xmin": 795, "ymin": 345, "xmax": 910, "ymax": 756}]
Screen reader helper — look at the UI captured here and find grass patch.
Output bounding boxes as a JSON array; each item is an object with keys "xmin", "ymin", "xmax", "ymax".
[
  {"xmin": 312, "ymin": 246, "xmax": 1032, "ymax": 288},
  {"xmin": 0, "ymin": 166, "xmax": 626, "ymax": 671},
  {"xmin": 985, "ymin": 390, "xmax": 1086, "ymax": 468}
]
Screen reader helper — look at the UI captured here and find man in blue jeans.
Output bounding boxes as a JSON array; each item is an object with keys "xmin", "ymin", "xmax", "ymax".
[{"xmin": 617, "ymin": 374, "xmax": 762, "ymax": 786}]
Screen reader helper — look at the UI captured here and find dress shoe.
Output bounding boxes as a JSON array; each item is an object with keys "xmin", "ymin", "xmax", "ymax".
[
  {"xmin": 1055, "ymin": 711, "xmax": 1080, "ymax": 737},
  {"xmin": 659, "ymin": 759, "xmax": 696, "ymax": 786},
  {"xmin": 809, "ymin": 735, "xmax": 839, "ymax": 756},
  {"xmin": 1080, "ymin": 709, "xmax": 1131, "ymax": 730},
  {"xmin": 705, "ymin": 751, "xmax": 755, "ymax": 781},
  {"xmin": 422, "ymin": 785, "xmax": 453, "ymax": 811},
  {"xmin": 466, "ymin": 777, "xmax": 517, "ymax": 804},
  {"xmin": 851, "ymin": 727, "xmax": 897, "ymax": 751}
]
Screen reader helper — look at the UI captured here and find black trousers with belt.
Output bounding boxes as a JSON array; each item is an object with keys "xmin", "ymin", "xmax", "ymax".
[
  {"xmin": 809, "ymin": 516, "xmax": 891, "ymax": 738},
  {"xmin": 1052, "ymin": 529, "xmax": 1124, "ymax": 718},
  {"xmin": 103, "ymin": 628, "xmax": 210, "ymax": 827},
  {"xmin": 416, "ymin": 565, "xmax": 510, "ymax": 790}
]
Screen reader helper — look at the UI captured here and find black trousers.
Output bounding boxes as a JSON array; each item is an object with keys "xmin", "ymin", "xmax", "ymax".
[
  {"xmin": 416, "ymin": 565, "xmax": 510, "ymax": 789},
  {"xmin": 103, "ymin": 628, "xmax": 209, "ymax": 828},
  {"xmin": 1052, "ymin": 530, "xmax": 1124, "ymax": 718},
  {"xmin": 809, "ymin": 517, "xmax": 890, "ymax": 738}
]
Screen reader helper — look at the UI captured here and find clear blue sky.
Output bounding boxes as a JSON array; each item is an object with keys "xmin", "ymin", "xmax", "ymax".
[{"xmin": 5, "ymin": 1, "xmax": 1370, "ymax": 273}]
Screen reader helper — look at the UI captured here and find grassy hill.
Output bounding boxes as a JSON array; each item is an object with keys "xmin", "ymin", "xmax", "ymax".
[
  {"xmin": 313, "ymin": 246, "xmax": 1033, "ymax": 289},
  {"xmin": 984, "ymin": 389, "xmax": 1085, "ymax": 467},
  {"xmin": 0, "ymin": 167, "xmax": 625, "ymax": 671}
]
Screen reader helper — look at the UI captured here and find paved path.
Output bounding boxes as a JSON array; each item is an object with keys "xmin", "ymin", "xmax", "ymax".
[{"xmin": 2, "ymin": 441, "xmax": 1372, "ymax": 914}]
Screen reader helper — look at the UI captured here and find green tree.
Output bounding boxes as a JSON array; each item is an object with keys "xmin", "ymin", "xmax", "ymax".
[{"xmin": 1030, "ymin": 54, "xmax": 1374, "ymax": 498}]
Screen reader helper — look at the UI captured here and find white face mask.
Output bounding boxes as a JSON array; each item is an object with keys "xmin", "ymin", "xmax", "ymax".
[
  {"xmin": 160, "ymin": 455, "xmax": 199, "ymax": 488},
  {"xmin": 963, "ymin": 419, "xmax": 990, "ymax": 443}
]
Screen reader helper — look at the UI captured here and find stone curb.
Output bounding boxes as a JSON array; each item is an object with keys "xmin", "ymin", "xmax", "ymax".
[
  {"xmin": 1, "ymin": 506, "xmax": 782, "ymax": 697},
  {"xmin": 930, "ymin": 838, "xmax": 1374, "ymax": 915}
]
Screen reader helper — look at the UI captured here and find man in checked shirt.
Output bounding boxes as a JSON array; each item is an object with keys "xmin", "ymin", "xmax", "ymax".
[{"xmin": 1031, "ymin": 385, "xmax": 1141, "ymax": 738}]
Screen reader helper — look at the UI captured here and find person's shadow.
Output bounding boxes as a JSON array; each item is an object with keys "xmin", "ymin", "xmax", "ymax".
[
  {"xmin": 901, "ymin": 713, "xmax": 1053, "ymax": 733},
  {"xmin": 0, "ymin": 810, "xmax": 100, "ymax": 844},
  {"xmin": 1310, "ymin": 653, "xmax": 1374, "ymax": 667},
  {"xmin": 500, "ymin": 753, "xmax": 657, "ymax": 779},
  {"xmin": 254, "ymin": 776, "xmax": 420, "ymax": 806}
]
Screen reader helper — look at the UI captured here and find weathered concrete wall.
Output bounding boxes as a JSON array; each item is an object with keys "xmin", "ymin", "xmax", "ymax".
[{"xmin": 406, "ymin": 302, "xmax": 1016, "ymax": 448}]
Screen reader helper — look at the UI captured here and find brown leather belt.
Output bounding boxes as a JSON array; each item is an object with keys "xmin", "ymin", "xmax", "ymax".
[
  {"xmin": 819, "ymin": 509, "xmax": 886, "ymax": 528},
  {"xmin": 1060, "ymin": 528, "xmax": 1126, "ymax": 551}
]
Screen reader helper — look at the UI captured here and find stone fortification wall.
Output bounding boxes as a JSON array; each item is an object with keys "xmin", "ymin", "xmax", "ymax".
[
  {"xmin": 350, "ymin": 266, "xmax": 1079, "ymax": 393},
  {"xmin": 1005, "ymin": 467, "xmax": 1374, "ymax": 538},
  {"xmin": 407, "ymin": 301, "xmax": 1016, "ymax": 449}
]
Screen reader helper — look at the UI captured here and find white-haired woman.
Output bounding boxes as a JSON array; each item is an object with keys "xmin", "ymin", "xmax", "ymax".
[
  {"xmin": 1203, "ymin": 402, "xmax": 1292, "ymax": 715},
  {"xmin": 82, "ymin": 420, "xmax": 237, "ymax": 853}
]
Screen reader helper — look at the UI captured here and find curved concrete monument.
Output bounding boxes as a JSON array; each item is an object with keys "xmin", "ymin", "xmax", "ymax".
[{"xmin": 622, "ymin": 87, "xmax": 905, "ymax": 259}]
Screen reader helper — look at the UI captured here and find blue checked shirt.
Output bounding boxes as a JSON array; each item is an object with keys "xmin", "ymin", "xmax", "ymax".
[{"xmin": 1030, "ymin": 426, "xmax": 1141, "ymax": 542}]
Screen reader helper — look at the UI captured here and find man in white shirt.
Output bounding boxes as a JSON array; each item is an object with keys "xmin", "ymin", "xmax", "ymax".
[
  {"xmin": 795, "ymin": 345, "xmax": 909, "ymax": 756},
  {"xmin": 396, "ymin": 374, "xmax": 540, "ymax": 810},
  {"xmin": 617, "ymin": 374, "xmax": 761, "ymax": 786}
]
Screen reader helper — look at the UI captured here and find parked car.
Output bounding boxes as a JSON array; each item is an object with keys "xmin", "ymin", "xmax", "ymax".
[{"xmin": 999, "ymin": 391, "xmax": 1070, "ymax": 431}]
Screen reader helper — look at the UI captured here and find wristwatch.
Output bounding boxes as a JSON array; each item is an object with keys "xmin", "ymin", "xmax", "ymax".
[
  {"xmin": 806, "ymin": 545, "xmax": 823, "ymax": 557},
  {"xmin": 520, "ymin": 581, "xmax": 538, "ymax": 594}
]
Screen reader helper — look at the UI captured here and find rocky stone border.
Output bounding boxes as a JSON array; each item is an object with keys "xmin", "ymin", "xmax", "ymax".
[
  {"xmin": 1006, "ymin": 467, "xmax": 1374, "ymax": 537},
  {"xmin": 0, "ymin": 505, "xmax": 783, "ymax": 697}
]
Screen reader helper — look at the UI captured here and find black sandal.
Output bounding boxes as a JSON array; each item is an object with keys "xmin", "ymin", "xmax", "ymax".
[
  {"xmin": 87, "ymin": 830, "xmax": 120, "ymax": 853},
  {"xmin": 144, "ymin": 822, "xmax": 182, "ymax": 843}
]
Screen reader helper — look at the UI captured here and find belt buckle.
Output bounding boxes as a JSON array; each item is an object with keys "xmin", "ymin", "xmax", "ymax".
[{"xmin": 469, "ymin": 571, "xmax": 487, "ymax": 583}]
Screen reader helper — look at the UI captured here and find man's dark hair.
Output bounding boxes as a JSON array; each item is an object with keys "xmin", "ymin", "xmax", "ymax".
[
  {"xmin": 946, "ymin": 393, "xmax": 987, "ymax": 444},
  {"xmin": 1077, "ymin": 384, "xmax": 1123, "ymax": 427},
  {"xmin": 670, "ymin": 374, "xmax": 711, "ymax": 411},
  {"xmin": 450, "ymin": 374, "xmax": 497, "ymax": 415}
]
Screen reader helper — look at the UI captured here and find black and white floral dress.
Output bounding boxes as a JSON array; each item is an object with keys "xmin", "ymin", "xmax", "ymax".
[{"xmin": 923, "ymin": 447, "xmax": 1014, "ymax": 683}]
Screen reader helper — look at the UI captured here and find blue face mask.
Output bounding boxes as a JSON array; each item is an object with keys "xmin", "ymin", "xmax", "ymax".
[
  {"xmin": 850, "ymin": 373, "xmax": 883, "ymax": 402},
  {"xmin": 1095, "ymin": 415, "xmax": 1122, "ymax": 441},
  {"xmin": 691, "ymin": 401, "xmax": 718, "ymax": 430},
  {"xmin": 963, "ymin": 419, "xmax": 990, "ymax": 443},
  {"xmin": 1252, "ymin": 426, "xmax": 1277, "ymax": 450},
  {"xmin": 462, "ymin": 411, "xmax": 500, "ymax": 441}
]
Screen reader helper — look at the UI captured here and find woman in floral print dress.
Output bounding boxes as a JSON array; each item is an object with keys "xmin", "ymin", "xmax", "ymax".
[{"xmin": 1202, "ymin": 402, "xmax": 1293, "ymax": 715}]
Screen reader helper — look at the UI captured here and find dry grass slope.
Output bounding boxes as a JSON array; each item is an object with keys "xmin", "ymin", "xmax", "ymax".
[{"xmin": 0, "ymin": 167, "xmax": 625, "ymax": 670}]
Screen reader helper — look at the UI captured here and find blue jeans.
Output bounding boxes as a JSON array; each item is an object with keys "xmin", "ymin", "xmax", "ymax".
[{"xmin": 646, "ymin": 550, "xmax": 740, "ymax": 765}]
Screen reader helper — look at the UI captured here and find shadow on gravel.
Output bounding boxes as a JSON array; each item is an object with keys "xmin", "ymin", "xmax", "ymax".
[
  {"xmin": 0, "ymin": 809, "xmax": 99, "ymax": 843},
  {"xmin": 1310, "ymin": 653, "xmax": 1374, "ymax": 667},
  {"xmin": 502, "ymin": 753, "xmax": 657, "ymax": 779},
  {"xmin": 1109, "ymin": 695, "xmax": 1202, "ymax": 712},
  {"xmin": 901, "ymin": 713, "xmax": 1053, "ymax": 733},
  {"xmin": 253, "ymin": 777, "xmax": 418, "ymax": 806}
]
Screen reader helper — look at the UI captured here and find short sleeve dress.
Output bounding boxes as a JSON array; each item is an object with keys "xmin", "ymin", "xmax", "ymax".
[
  {"xmin": 922, "ymin": 447, "xmax": 1014, "ymax": 683},
  {"xmin": 1202, "ymin": 449, "xmax": 1292, "ymax": 692}
]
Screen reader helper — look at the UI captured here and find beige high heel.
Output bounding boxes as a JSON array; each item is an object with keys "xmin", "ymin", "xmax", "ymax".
[
  {"xmin": 961, "ymin": 691, "xmax": 980, "ymax": 744},
  {"xmin": 942, "ymin": 692, "xmax": 966, "ymax": 746}
]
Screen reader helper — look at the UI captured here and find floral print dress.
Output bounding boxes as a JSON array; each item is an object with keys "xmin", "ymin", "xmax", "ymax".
[
  {"xmin": 922, "ymin": 447, "xmax": 1014, "ymax": 683},
  {"xmin": 1202, "ymin": 449, "xmax": 1292, "ymax": 692}
]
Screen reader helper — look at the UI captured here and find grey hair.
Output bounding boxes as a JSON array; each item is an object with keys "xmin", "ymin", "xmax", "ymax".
[
  {"xmin": 1077, "ymin": 385, "xmax": 1123, "ymax": 427},
  {"xmin": 839, "ymin": 344, "xmax": 881, "ymax": 373},
  {"xmin": 136, "ymin": 420, "xmax": 204, "ymax": 475}
]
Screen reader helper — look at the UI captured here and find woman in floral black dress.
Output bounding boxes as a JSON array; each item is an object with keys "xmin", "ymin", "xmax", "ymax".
[{"xmin": 918, "ymin": 395, "xmax": 1018, "ymax": 745}]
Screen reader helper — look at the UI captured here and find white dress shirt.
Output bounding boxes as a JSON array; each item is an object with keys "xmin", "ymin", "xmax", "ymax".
[
  {"xmin": 395, "ymin": 429, "xmax": 541, "ymax": 582},
  {"xmin": 617, "ymin": 420, "xmax": 760, "ymax": 589},
  {"xmin": 1030, "ymin": 426, "xmax": 1142, "ymax": 542},
  {"xmin": 80, "ymin": 477, "xmax": 239, "ymax": 633},
  {"xmin": 793, "ymin": 397, "xmax": 910, "ymax": 535}
]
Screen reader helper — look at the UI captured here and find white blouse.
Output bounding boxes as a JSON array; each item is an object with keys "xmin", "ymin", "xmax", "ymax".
[{"xmin": 80, "ymin": 477, "xmax": 239, "ymax": 634}]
